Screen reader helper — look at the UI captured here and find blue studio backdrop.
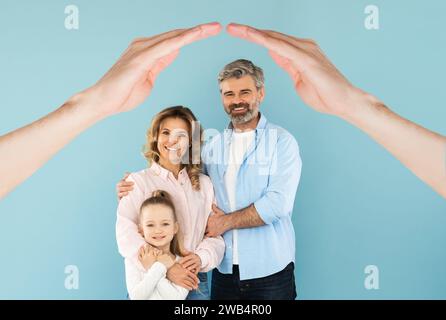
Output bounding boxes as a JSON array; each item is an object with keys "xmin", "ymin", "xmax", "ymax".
[{"xmin": 1, "ymin": 0, "xmax": 446, "ymax": 299}]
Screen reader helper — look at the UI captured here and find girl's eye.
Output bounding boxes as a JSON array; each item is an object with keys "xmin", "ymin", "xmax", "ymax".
[
  {"xmin": 146, "ymin": 224, "xmax": 153, "ymax": 227},
  {"xmin": 162, "ymin": 223, "xmax": 170, "ymax": 226},
  {"xmin": 162, "ymin": 131, "xmax": 169, "ymax": 135}
]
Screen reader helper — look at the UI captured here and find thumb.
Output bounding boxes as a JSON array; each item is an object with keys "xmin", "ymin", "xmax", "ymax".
[
  {"xmin": 269, "ymin": 50, "xmax": 300, "ymax": 82},
  {"xmin": 147, "ymin": 50, "xmax": 180, "ymax": 87}
]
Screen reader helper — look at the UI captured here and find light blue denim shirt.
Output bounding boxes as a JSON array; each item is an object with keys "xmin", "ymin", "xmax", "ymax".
[{"xmin": 202, "ymin": 113, "xmax": 302, "ymax": 280}]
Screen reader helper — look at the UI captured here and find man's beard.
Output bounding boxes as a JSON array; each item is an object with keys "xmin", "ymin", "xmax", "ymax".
[{"xmin": 227, "ymin": 102, "xmax": 259, "ymax": 125}]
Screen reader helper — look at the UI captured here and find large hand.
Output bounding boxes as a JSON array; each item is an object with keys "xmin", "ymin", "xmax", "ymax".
[
  {"xmin": 86, "ymin": 22, "xmax": 222, "ymax": 118},
  {"xmin": 0, "ymin": 22, "xmax": 222, "ymax": 199},
  {"xmin": 226, "ymin": 23, "xmax": 364, "ymax": 118},
  {"xmin": 227, "ymin": 23, "xmax": 446, "ymax": 199}
]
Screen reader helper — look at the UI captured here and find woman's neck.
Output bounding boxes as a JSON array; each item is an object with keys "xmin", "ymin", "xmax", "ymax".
[{"xmin": 158, "ymin": 158, "xmax": 182, "ymax": 179}]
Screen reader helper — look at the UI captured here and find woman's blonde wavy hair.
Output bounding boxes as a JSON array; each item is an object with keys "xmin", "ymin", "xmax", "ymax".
[{"xmin": 143, "ymin": 106, "xmax": 203, "ymax": 190}]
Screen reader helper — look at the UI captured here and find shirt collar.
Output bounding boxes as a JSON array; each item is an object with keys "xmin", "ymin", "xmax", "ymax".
[
  {"xmin": 149, "ymin": 161, "xmax": 188, "ymax": 181},
  {"xmin": 226, "ymin": 112, "xmax": 268, "ymax": 143}
]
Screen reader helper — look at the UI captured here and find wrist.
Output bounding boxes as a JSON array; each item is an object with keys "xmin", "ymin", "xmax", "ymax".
[
  {"xmin": 64, "ymin": 87, "xmax": 108, "ymax": 124},
  {"xmin": 221, "ymin": 213, "xmax": 232, "ymax": 232},
  {"xmin": 340, "ymin": 88, "xmax": 383, "ymax": 126},
  {"xmin": 194, "ymin": 253, "xmax": 203, "ymax": 268}
]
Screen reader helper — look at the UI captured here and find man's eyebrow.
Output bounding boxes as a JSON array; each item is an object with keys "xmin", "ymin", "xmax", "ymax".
[
  {"xmin": 223, "ymin": 90, "xmax": 234, "ymax": 95},
  {"xmin": 241, "ymin": 89, "xmax": 252, "ymax": 93}
]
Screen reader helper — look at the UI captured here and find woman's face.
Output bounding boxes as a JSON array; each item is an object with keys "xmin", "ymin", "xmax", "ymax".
[{"xmin": 157, "ymin": 117, "xmax": 190, "ymax": 166}]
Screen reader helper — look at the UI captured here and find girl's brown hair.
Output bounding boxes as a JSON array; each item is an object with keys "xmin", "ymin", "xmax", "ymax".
[
  {"xmin": 140, "ymin": 190, "xmax": 185, "ymax": 257},
  {"xmin": 143, "ymin": 106, "xmax": 203, "ymax": 190}
]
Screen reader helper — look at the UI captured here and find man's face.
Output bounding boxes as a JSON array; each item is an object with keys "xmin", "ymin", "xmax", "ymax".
[{"xmin": 220, "ymin": 75, "xmax": 265, "ymax": 125}]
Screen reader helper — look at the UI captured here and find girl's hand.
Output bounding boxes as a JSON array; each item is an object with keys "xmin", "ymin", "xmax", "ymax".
[
  {"xmin": 138, "ymin": 245, "xmax": 157, "ymax": 270},
  {"xmin": 157, "ymin": 253, "xmax": 175, "ymax": 269}
]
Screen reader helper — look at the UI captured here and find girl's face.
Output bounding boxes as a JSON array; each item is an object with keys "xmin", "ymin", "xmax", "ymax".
[
  {"xmin": 140, "ymin": 204, "xmax": 179, "ymax": 250},
  {"xmin": 157, "ymin": 117, "xmax": 190, "ymax": 166}
]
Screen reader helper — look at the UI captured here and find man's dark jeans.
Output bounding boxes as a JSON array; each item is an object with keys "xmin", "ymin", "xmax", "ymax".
[{"xmin": 211, "ymin": 262, "xmax": 297, "ymax": 300}]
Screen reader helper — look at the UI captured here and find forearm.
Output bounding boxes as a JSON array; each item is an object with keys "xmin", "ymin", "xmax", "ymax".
[
  {"xmin": 0, "ymin": 89, "xmax": 104, "ymax": 198},
  {"xmin": 224, "ymin": 204, "xmax": 265, "ymax": 230},
  {"xmin": 157, "ymin": 278, "xmax": 189, "ymax": 300},
  {"xmin": 195, "ymin": 236, "xmax": 225, "ymax": 272},
  {"xmin": 343, "ymin": 91, "xmax": 446, "ymax": 198},
  {"xmin": 127, "ymin": 262, "xmax": 165, "ymax": 300}
]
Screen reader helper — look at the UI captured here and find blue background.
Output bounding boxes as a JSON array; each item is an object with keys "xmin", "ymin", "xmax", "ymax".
[{"xmin": 1, "ymin": 0, "xmax": 445, "ymax": 299}]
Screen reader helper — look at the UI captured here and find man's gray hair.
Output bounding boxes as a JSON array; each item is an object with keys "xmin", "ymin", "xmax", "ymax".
[{"xmin": 218, "ymin": 59, "xmax": 265, "ymax": 90}]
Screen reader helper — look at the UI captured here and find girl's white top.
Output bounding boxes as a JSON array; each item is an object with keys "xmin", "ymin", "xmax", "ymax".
[{"xmin": 125, "ymin": 256, "xmax": 188, "ymax": 300}]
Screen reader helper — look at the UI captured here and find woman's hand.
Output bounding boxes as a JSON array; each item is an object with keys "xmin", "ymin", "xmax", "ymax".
[
  {"xmin": 178, "ymin": 253, "xmax": 202, "ymax": 274},
  {"xmin": 116, "ymin": 172, "xmax": 134, "ymax": 201},
  {"xmin": 166, "ymin": 263, "xmax": 199, "ymax": 290}
]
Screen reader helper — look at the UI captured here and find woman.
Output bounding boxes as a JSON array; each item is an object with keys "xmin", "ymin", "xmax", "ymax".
[{"xmin": 116, "ymin": 106, "xmax": 224, "ymax": 300}]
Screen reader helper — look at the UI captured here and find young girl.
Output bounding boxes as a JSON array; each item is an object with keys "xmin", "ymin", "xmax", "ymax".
[{"xmin": 125, "ymin": 190, "xmax": 189, "ymax": 300}]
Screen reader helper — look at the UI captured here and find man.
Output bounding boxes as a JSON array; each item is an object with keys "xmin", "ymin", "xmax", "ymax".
[{"xmin": 202, "ymin": 59, "xmax": 302, "ymax": 299}]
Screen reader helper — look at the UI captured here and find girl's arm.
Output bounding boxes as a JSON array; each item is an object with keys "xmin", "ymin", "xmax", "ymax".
[
  {"xmin": 156, "ymin": 278, "xmax": 189, "ymax": 300},
  {"xmin": 125, "ymin": 260, "xmax": 166, "ymax": 300}
]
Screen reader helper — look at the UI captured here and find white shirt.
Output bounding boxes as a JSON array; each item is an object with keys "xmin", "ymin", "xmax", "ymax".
[
  {"xmin": 224, "ymin": 130, "xmax": 255, "ymax": 265},
  {"xmin": 125, "ymin": 257, "xmax": 188, "ymax": 300}
]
